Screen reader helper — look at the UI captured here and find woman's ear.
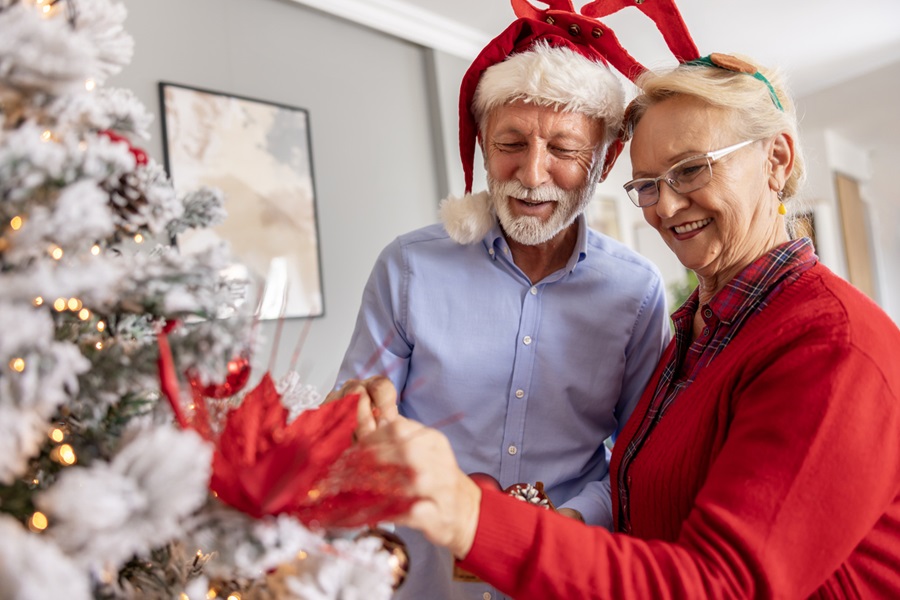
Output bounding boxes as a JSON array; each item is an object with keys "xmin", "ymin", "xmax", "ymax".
[{"xmin": 768, "ymin": 132, "xmax": 795, "ymax": 192}]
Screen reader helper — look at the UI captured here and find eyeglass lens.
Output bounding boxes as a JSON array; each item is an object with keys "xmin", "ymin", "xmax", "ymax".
[{"xmin": 627, "ymin": 157, "xmax": 713, "ymax": 207}]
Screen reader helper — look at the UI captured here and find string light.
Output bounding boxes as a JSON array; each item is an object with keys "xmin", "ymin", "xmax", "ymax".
[
  {"xmin": 10, "ymin": 216, "xmax": 23, "ymax": 230},
  {"xmin": 50, "ymin": 427, "xmax": 65, "ymax": 443},
  {"xmin": 28, "ymin": 511, "xmax": 49, "ymax": 532},
  {"xmin": 91, "ymin": 244, "xmax": 101, "ymax": 255},
  {"xmin": 54, "ymin": 444, "xmax": 77, "ymax": 466},
  {"xmin": 133, "ymin": 233, "xmax": 144, "ymax": 244},
  {"xmin": 41, "ymin": 130, "xmax": 53, "ymax": 141},
  {"xmin": 9, "ymin": 358, "xmax": 25, "ymax": 372},
  {"xmin": 49, "ymin": 245, "xmax": 63, "ymax": 260},
  {"xmin": 227, "ymin": 593, "xmax": 242, "ymax": 600},
  {"xmin": 53, "ymin": 298, "xmax": 67, "ymax": 311},
  {"xmin": 206, "ymin": 589, "xmax": 217, "ymax": 600},
  {"xmin": 97, "ymin": 320, "xmax": 106, "ymax": 332},
  {"xmin": 78, "ymin": 308, "xmax": 91, "ymax": 320},
  {"xmin": 179, "ymin": 594, "xmax": 189, "ymax": 600},
  {"xmin": 33, "ymin": 296, "xmax": 44, "ymax": 307},
  {"xmin": 297, "ymin": 550, "xmax": 308, "ymax": 560},
  {"xmin": 67, "ymin": 297, "xmax": 82, "ymax": 311},
  {"xmin": 84, "ymin": 79, "xmax": 96, "ymax": 91},
  {"xmin": 95, "ymin": 341, "xmax": 103, "ymax": 350}
]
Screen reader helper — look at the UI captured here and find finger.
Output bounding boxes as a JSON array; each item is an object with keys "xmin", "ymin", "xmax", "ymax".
[
  {"xmin": 356, "ymin": 387, "xmax": 378, "ymax": 437},
  {"xmin": 363, "ymin": 375, "xmax": 399, "ymax": 423}
]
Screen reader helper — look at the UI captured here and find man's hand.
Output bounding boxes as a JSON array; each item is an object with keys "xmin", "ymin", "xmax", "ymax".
[{"xmin": 557, "ymin": 508, "xmax": 585, "ymax": 523}]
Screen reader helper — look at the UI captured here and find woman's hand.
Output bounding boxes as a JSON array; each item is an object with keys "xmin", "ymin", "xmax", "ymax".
[
  {"xmin": 328, "ymin": 375, "xmax": 400, "ymax": 438},
  {"xmin": 362, "ymin": 418, "xmax": 482, "ymax": 558},
  {"xmin": 337, "ymin": 376, "xmax": 482, "ymax": 558}
]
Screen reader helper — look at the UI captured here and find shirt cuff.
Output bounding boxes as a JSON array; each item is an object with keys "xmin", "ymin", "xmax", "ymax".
[{"xmin": 560, "ymin": 494, "xmax": 613, "ymax": 530}]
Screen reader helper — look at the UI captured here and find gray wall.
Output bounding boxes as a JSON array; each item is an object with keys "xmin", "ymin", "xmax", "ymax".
[
  {"xmin": 111, "ymin": 0, "xmax": 898, "ymax": 395},
  {"xmin": 110, "ymin": 0, "xmax": 442, "ymax": 390}
]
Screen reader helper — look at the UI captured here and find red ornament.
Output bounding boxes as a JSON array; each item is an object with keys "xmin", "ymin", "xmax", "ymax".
[
  {"xmin": 97, "ymin": 129, "xmax": 149, "ymax": 166},
  {"xmin": 194, "ymin": 354, "xmax": 251, "ymax": 399},
  {"xmin": 130, "ymin": 147, "xmax": 148, "ymax": 166}
]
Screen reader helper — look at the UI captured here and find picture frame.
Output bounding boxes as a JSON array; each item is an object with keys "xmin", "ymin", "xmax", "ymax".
[
  {"xmin": 158, "ymin": 82, "xmax": 324, "ymax": 319},
  {"xmin": 585, "ymin": 195, "xmax": 622, "ymax": 241}
]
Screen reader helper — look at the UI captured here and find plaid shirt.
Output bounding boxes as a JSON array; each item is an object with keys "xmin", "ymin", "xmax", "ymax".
[{"xmin": 616, "ymin": 238, "xmax": 818, "ymax": 533}]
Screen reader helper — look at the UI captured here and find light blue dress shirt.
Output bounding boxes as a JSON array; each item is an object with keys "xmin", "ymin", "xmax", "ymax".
[{"xmin": 336, "ymin": 216, "xmax": 670, "ymax": 600}]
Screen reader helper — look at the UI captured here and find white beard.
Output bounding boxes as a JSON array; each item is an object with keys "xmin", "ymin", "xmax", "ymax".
[{"xmin": 488, "ymin": 167, "xmax": 599, "ymax": 246}]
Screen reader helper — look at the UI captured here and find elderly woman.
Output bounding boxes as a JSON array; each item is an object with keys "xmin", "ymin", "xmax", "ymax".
[{"xmin": 345, "ymin": 54, "xmax": 900, "ymax": 599}]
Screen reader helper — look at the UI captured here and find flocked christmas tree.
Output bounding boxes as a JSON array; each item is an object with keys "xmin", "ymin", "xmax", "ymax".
[{"xmin": 0, "ymin": 0, "xmax": 412, "ymax": 598}]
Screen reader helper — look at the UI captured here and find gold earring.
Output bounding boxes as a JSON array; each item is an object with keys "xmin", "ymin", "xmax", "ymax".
[{"xmin": 777, "ymin": 190, "xmax": 786, "ymax": 215}]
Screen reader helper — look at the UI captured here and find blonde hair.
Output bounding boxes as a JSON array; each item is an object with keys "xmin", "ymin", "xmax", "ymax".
[{"xmin": 623, "ymin": 56, "xmax": 806, "ymax": 200}]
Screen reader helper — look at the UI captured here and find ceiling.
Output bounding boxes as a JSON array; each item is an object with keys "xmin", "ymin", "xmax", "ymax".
[
  {"xmin": 396, "ymin": 0, "xmax": 900, "ymax": 154},
  {"xmin": 408, "ymin": 0, "xmax": 900, "ymax": 98}
]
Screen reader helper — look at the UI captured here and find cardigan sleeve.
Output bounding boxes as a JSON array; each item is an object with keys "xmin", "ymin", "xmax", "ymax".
[{"xmin": 458, "ymin": 319, "xmax": 900, "ymax": 598}]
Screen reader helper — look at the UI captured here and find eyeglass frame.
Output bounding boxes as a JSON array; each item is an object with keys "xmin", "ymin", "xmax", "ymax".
[{"xmin": 623, "ymin": 139, "xmax": 757, "ymax": 208}]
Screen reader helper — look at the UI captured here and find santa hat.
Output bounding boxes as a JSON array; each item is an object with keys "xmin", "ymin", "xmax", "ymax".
[{"xmin": 443, "ymin": 0, "xmax": 699, "ymax": 243}]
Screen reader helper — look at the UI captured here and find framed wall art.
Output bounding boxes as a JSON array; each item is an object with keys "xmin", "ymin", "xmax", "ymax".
[{"xmin": 159, "ymin": 82, "xmax": 324, "ymax": 319}]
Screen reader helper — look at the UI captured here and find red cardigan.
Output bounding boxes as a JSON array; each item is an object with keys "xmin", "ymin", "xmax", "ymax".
[{"xmin": 459, "ymin": 263, "xmax": 900, "ymax": 598}]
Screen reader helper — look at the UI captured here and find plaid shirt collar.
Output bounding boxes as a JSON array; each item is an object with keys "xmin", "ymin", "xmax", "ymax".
[{"xmin": 672, "ymin": 237, "xmax": 817, "ymax": 334}]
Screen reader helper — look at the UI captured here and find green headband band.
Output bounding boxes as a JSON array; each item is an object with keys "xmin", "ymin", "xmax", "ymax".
[{"xmin": 684, "ymin": 54, "xmax": 784, "ymax": 112}]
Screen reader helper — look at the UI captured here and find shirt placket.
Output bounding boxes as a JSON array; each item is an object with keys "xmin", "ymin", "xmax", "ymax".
[{"xmin": 498, "ymin": 282, "xmax": 541, "ymax": 487}]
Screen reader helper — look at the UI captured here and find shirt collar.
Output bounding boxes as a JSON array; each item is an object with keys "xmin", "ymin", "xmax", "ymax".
[
  {"xmin": 672, "ymin": 237, "xmax": 818, "ymax": 328},
  {"xmin": 483, "ymin": 215, "xmax": 589, "ymax": 273}
]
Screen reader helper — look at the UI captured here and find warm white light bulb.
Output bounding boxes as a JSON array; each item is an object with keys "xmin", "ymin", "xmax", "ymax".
[{"xmin": 29, "ymin": 511, "xmax": 49, "ymax": 532}]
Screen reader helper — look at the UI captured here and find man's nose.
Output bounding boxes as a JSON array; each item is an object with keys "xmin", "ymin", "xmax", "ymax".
[{"xmin": 518, "ymin": 146, "xmax": 552, "ymax": 189}]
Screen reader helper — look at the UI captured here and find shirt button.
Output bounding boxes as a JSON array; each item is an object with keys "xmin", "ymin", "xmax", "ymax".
[
  {"xmin": 515, "ymin": 389, "xmax": 525, "ymax": 399},
  {"xmin": 488, "ymin": 248, "xmax": 495, "ymax": 256},
  {"xmin": 704, "ymin": 308, "xmax": 713, "ymax": 318},
  {"xmin": 703, "ymin": 327, "xmax": 709, "ymax": 336},
  {"xmin": 530, "ymin": 286, "xmax": 538, "ymax": 295},
  {"xmin": 523, "ymin": 335, "xmax": 532, "ymax": 345},
  {"xmin": 508, "ymin": 445, "xmax": 518, "ymax": 455},
  {"xmin": 483, "ymin": 593, "xmax": 492, "ymax": 600}
]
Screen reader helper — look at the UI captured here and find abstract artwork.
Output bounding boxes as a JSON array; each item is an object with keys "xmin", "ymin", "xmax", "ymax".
[{"xmin": 159, "ymin": 82, "xmax": 324, "ymax": 319}]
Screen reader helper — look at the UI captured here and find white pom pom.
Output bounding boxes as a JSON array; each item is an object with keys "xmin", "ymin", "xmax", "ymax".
[{"xmin": 439, "ymin": 191, "xmax": 494, "ymax": 244}]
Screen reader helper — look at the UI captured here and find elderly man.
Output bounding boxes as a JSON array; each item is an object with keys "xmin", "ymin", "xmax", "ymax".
[{"xmin": 334, "ymin": 11, "xmax": 670, "ymax": 600}]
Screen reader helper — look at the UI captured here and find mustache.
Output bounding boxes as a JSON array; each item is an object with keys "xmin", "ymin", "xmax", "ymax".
[{"xmin": 488, "ymin": 178, "xmax": 572, "ymax": 203}]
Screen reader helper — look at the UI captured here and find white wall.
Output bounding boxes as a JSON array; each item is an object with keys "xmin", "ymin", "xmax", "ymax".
[{"xmin": 109, "ymin": 0, "xmax": 441, "ymax": 390}]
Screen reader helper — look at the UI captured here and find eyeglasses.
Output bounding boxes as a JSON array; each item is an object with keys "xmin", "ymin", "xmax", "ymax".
[{"xmin": 623, "ymin": 139, "xmax": 756, "ymax": 208}]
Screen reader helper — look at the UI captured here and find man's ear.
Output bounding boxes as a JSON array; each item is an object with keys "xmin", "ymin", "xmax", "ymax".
[{"xmin": 599, "ymin": 138, "xmax": 624, "ymax": 182}]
